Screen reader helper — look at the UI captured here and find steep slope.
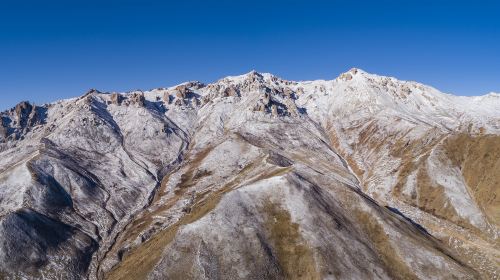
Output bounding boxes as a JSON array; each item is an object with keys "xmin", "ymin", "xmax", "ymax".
[
  {"xmin": 294, "ymin": 69, "xmax": 500, "ymax": 279},
  {"xmin": 0, "ymin": 69, "xmax": 498, "ymax": 279}
]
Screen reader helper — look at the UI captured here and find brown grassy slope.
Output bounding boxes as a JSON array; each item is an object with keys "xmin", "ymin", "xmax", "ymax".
[
  {"xmin": 442, "ymin": 134, "xmax": 500, "ymax": 227},
  {"xmin": 263, "ymin": 200, "xmax": 320, "ymax": 280}
]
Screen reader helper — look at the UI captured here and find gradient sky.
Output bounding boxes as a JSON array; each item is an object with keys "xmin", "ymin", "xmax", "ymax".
[{"xmin": 1, "ymin": 0, "xmax": 499, "ymax": 110}]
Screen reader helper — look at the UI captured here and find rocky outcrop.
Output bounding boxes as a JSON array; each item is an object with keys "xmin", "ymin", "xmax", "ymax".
[
  {"xmin": 129, "ymin": 92, "xmax": 145, "ymax": 106},
  {"xmin": 338, "ymin": 68, "xmax": 360, "ymax": 81},
  {"xmin": 252, "ymin": 90, "xmax": 302, "ymax": 117},
  {"xmin": 0, "ymin": 117, "xmax": 8, "ymax": 140},
  {"xmin": 222, "ymin": 86, "xmax": 239, "ymax": 97},
  {"xmin": 14, "ymin": 101, "xmax": 33, "ymax": 127},
  {"xmin": 169, "ymin": 85, "xmax": 205, "ymax": 108},
  {"xmin": 270, "ymin": 104, "xmax": 278, "ymax": 116},
  {"xmin": 110, "ymin": 93, "xmax": 123, "ymax": 105},
  {"xmin": 283, "ymin": 97, "xmax": 299, "ymax": 116},
  {"xmin": 163, "ymin": 92, "xmax": 172, "ymax": 104}
]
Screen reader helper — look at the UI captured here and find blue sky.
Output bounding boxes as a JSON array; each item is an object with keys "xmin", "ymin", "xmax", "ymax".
[{"xmin": 1, "ymin": 0, "xmax": 499, "ymax": 110}]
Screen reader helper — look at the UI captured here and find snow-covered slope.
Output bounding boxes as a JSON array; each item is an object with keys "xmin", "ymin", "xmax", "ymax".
[{"xmin": 0, "ymin": 69, "xmax": 498, "ymax": 279}]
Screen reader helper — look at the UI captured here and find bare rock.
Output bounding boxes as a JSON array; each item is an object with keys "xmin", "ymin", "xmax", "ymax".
[
  {"xmin": 110, "ymin": 93, "xmax": 123, "ymax": 105},
  {"xmin": 130, "ymin": 93, "xmax": 145, "ymax": 106},
  {"xmin": 14, "ymin": 101, "xmax": 33, "ymax": 127},
  {"xmin": 175, "ymin": 91, "xmax": 186, "ymax": 100},
  {"xmin": 80, "ymin": 89, "xmax": 101, "ymax": 101},
  {"xmin": 163, "ymin": 92, "xmax": 172, "ymax": 104},
  {"xmin": 283, "ymin": 88, "xmax": 294, "ymax": 98},
  {"xmin": 271, "ymin": 104, "xmax": 278, "ymax": 117},
  {"xmin": 183, "ymin": 81, "xmax": 205, "ymax": 90},
  {"xmin": 262, "ymin": 92, "xmax": 271, "ymax": 105},
  {"xmin": 27, "ymin": 105, "xmax": 42, "ymax": 127},
  {"xmin": 284, "ymin": 98, "xmax": 299, "ymax": 117},
  {"xmin": 174, "ymin": 85, "xmax": 190, "ymax": 99},
  {"xmin": 246, "ymin": 71, "xmax": 264, "ymax": 83},
  {"xmin": 202, "ymin": 95, "xmax": 211, "ymax": 105},
  {"xmin": 0, "ymin": 117, "xmax": 8, "ymax": 139},
  {"xmin": 223, "ymin": 86, "xmax": 239, "ymax": 97},
  {"xmin": 175, "ymin": 99, "xmax": 185, "ymax": 106},
  {"xmin": 253, "ymin": 102, "xmax": 267, "ymax": 112},
  {"xmin": 340, "ymin": 73, "xmax": 353, "ymax": 81}
]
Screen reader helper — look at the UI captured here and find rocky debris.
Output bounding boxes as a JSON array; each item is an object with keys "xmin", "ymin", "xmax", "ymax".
[{"xmin": 110, "ymin": 93, "xmax": 123, "ymax": 105}]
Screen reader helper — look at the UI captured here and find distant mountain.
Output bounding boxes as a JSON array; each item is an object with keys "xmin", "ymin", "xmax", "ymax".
[{"xmin": 0, "ymin": 69, "xmax": 498, "ymax": 279}]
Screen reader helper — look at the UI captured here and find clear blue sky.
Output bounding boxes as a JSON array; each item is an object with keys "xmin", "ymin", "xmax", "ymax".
[{"xmin": 1, "ymin": 0, "xmax": 499, "ymax": 110}]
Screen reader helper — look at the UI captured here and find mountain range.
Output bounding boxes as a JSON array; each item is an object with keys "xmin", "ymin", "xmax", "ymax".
[{"xmin": 0, "ymin": 68, "xmax": 499, "ymax": 279}]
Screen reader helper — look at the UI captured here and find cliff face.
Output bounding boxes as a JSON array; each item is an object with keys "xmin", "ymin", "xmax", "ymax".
[{"xmin": 0, "ymin": 69, "xmax": 498, "ymax": 279}]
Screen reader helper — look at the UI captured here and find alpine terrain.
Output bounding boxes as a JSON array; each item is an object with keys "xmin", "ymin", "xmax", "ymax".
[{"xmin": 0, "ymin": 68, "xmax": 499, "ymax": 280}]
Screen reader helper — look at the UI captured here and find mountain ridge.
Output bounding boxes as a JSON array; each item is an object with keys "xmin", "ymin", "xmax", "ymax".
[
  {"xmin": 0, "ymin": 69, "xmax": 498, "ymax": 279},
  {"xmin": 2, "ymin": 68, "xmax": 499, "ymax": 114}
]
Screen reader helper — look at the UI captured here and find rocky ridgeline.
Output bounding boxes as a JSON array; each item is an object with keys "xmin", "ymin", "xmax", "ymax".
[
  {"xmin": 107, "ymin": 92, "xmax": 145, "ymax": 107},
  {"xmin": 202, "ymin": 71, "xmax": 303, "ymax": 117},
  {"xmin": 0, "ymin": 70, "xmax": 359, "ymax": 147},
  {"xmin": 71, "ymin": 72, "xmax": 304, "ymax": 118},
  {"xmin": 0, "ymin": 101, "xmax": 46, "ymax": 142}
]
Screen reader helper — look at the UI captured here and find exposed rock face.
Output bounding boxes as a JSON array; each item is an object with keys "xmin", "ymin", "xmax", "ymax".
[
  {"xmin": 270, "ymin": 104, "xmax": 278, "ymax": 116},
  {"xmin": 0, "ymin": 117, "xmax": 8, "ymax": 140},
  {"xmin": 0, "ymin": 69, "xmax": 499, "ymax": 280},
  {"xmin": 14, "ymin": 101, "xmax": 33, "ymax": 127},
  {"xmin": 0, "ymin": 101, "xmax": 46, "ymax": 143},
  {"xmin": 162, "ymin": 92, "xmax": 171, "ymax": 104},
  {"xmin": 222, "ymin": 86, "xmax": 239, "ymax": 97},
  {"xmin": 110, "ymin": 93, "xmax": 123, "ymax": 105},
  {"xmin": 251, "ymin": 90, "xmax": 301, "ymax": 117},
  {"xmin": 129, "ymin": 92, "xmax": 145, "ymax": 106}
]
